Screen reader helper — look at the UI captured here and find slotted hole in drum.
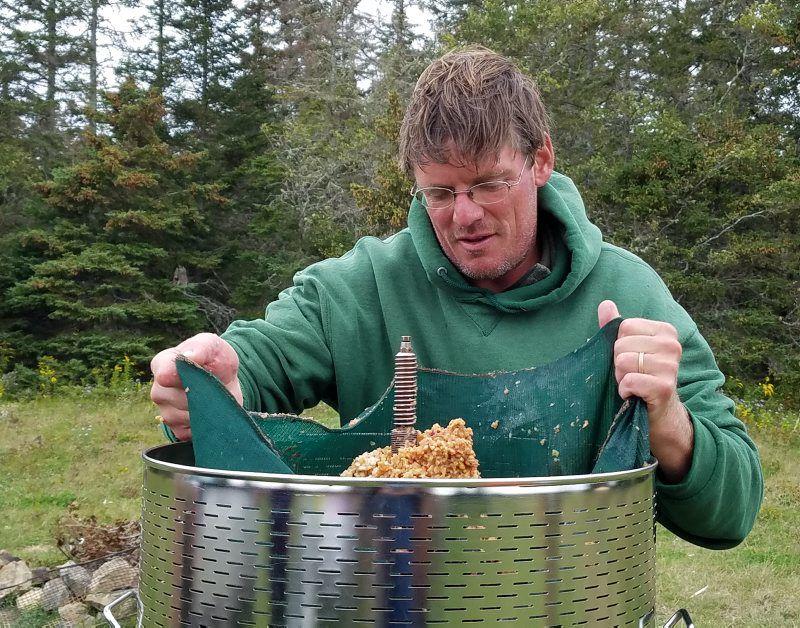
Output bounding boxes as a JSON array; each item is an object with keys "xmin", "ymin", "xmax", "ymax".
[{"xmin": 334, "ymin": 604, "xmax": 359, "ymax": 611}]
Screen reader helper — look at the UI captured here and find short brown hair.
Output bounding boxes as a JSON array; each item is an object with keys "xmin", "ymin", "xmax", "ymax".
[{"xmin": 398, "ymin": 46, "xmax": 550, "ymax": 176}]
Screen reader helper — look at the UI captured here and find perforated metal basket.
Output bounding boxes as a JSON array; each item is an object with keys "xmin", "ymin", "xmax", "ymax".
[{"xmin": 133, "ymin": 442, "xmax": 660, "ymax": 627}]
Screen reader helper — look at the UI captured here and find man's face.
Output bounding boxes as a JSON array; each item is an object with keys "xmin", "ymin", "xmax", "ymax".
[{"xmin": 414, "ymin": 144, "xmax": 546, "ymax": 293}]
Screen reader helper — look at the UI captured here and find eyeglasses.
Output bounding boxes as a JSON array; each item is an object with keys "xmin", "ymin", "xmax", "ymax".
[{"xmin": 411, "ymin": 156, "xmax": 531, "ymax": 210}]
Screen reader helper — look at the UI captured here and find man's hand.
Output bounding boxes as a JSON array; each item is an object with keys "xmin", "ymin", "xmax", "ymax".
[
  {"xmin": 150, "ymin": 333, "xmax": 243, "ymax": 441},
  {"xmin": 598, "ymin": 300, "xmax": 694, "ymax": 482}
]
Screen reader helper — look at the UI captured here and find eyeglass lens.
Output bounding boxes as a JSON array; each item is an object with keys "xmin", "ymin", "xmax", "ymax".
[{"xmin": 418, "ymin": 183, "xmax": 510, "ymax": 209}]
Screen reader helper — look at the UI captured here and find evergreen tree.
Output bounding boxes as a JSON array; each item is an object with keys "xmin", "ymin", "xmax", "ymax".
[
  {"xmin": 2, "ymin": 80, "xmax": 223, "ymax": 376},
  {"xmin": 352, "ymin": 0, "xmax": 432, "ymax": 237},
  {"xmin": 0, "ymin": 0, "xmax": 797, "ymax": 397},
  {"xmin": 0, "ymin": 0, "xmax": 86, "ymax": 171},
  {"xmin": 351, "ymin": 91, "xmax": 413, "ymax": 237},
  {"xmin": 82, "ymin": 0, "xmax": 132, "ymax": 130},
  {"xmin": 169, "ymin": 0, "xmax": 243, "ymax": 140},
  {"xmin": 118, "ymin": 0, "xmax": 181, "ymax": 97},
  {"xmin": 209, "ymin": 21, "xmax": 309, "ymax": 313}
]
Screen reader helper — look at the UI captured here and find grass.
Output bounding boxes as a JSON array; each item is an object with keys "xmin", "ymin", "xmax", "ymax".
[
  {"xmin": 10, "ymin": 608, "xmax": 60, "ymax": 627},
  {"xmin": 0, "ymin": 391, "xmax": 162, "ymax": 567},
  {"xmin": 655, "ymin": 433, "xmax": 800, "ymax": 626},
  {"xmin": 0, "ymin": 391, "xmax": 338, "ymax": 567},
  {"xmin": 1, "ymin": 390, "xmax": 797, "ymax": 626}
]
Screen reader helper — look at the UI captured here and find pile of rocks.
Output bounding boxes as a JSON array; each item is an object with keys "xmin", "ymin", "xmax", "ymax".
[{"xmin": 0, "ymin": 549, "xmax": 138, "ymax": 627}]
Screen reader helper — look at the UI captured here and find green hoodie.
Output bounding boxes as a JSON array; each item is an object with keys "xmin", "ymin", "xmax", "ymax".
[{"xmin": 223, "ymin": 171, "xmax": 763, "ymax": 549}]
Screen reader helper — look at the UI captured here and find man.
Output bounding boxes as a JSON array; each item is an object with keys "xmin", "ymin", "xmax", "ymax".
[{"xmin": 151, "ymin": 47, "xmax": 762, "ymax": 549}]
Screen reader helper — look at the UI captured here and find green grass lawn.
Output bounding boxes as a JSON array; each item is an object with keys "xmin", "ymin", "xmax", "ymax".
[{"xmin": 1, "ymin": 391, "xmax": 797, "ymax": 626}]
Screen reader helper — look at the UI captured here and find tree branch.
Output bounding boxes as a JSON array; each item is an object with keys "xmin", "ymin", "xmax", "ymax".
[{"xmin": 695, "ymin": 210, "xmax": 767, "ymax": 248}]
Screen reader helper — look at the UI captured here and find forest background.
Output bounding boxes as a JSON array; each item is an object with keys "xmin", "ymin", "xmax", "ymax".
[{"xmin": 0, "ymin": 0, "xmax": 798, "ymax": 406}]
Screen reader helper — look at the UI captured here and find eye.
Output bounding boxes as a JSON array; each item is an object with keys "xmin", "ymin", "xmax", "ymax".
[
  {"xmin": 424, "ymin": 188, "xmax": 453, "ymax": 202},
  {"xmin": 476, "ymin": 181, "xmax": 507, "ymax": 193}
]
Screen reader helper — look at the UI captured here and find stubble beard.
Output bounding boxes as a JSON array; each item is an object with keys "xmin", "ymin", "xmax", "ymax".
[
  {"xmin": 456, "ymin": 229, "xmax": 536, "ymax": 280},
  {"xmin": 452, "ymin": 196, "xmax": 538, "ymax": 282}
]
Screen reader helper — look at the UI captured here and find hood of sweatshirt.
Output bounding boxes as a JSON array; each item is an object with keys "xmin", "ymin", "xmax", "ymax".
[{"xmin": 408, "ymin": 171, "xmax": 603, "ymax": 313}]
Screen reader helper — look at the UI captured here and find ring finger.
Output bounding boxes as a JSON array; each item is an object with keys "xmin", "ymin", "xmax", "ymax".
[{"xmin": 615, "ymin": 351, "xmax": 675, "ymax": 378}]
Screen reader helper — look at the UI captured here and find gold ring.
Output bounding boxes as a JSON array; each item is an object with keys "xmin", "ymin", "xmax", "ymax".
[{"xmin": 637, "ymin": 352, "xmax": 645, "ymax": 374}]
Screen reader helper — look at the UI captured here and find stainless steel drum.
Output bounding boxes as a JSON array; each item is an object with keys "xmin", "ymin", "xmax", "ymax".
[{"xmin": 135, "ymin": 442, "xmax": 658, "ymax": 627}]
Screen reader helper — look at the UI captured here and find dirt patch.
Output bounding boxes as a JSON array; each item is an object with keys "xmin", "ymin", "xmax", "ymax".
[{"xmin": 56, "ymin": 508, "xmax": 139, "ymax": 563}]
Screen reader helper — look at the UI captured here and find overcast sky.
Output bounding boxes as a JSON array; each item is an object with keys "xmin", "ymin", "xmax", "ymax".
[{"xmin": 101, "ymin": 1, "xmax": 431, "ymax": 88}]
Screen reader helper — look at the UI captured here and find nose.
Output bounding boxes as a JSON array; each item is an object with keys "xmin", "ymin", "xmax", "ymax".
[{"xmin": 451, "ymin": 192, "xmax": 484, "ymax": 228}]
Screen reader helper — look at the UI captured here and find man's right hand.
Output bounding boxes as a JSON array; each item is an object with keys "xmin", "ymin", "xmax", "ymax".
[{"xmin": 150, "ymin": 333, "xmax": 244, "ymax": 441}]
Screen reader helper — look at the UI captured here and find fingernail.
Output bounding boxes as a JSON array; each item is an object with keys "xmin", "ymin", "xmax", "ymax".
[{"xmin": 182, "ymin": 350, "xmax": 195, "ymax": 358}]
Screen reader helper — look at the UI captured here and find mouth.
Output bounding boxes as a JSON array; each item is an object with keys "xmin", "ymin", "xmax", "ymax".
[{"xmin": 456, "ymin": 234, "xmax": 494, "ymax": 252}]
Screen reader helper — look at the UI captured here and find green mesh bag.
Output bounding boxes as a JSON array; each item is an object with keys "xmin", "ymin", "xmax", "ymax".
[{"xmin": 173, "ymin": 318, "xmax": 650, "ymax": 477}]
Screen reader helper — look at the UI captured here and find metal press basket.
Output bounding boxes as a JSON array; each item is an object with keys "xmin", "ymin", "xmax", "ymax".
[{"xmin": 117, "ymin": 441, "xmax": 664, "ymax": 627}]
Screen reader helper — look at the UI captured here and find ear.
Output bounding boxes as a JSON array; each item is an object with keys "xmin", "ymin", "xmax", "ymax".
[{"xmin": 533, "ymin": 134, "xmax": 555, "ymax": 187}]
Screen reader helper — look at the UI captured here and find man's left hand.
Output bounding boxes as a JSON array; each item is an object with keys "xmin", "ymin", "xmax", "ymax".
[{"xmin": 598, "ymin": 300, "xmax": 694, "ymax": 482}]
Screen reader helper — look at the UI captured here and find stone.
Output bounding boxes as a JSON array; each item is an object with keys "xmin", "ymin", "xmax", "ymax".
[
  {"xmin": 31, "ymin": 566, "xmax": 51, "ymax": 586},
  {"xmin": 59, "ymin": 562, "xmax": 91, "ymax": 598},
  {"xmin": 41, "ymin": 577, "xmax": 71, "ymax": 611},
  {"xmin": 0, "ymin": 607, "xmax": 21, "ymax": 626},
  {"xmin": 85, "ymin": 589, "xmax": 137, "ymax": 618},
  {"xmin": 58, "ymin": 601, "xmax": 92, "ymax": 624},
  {"xmin": 87, "ymin": 557, "xmax": 137, "ymax": 594},
  {"xmin": 0, "ymin": 560, "xmax": 32, "ymax": 600},
  {"xmin": 16, "ymin": 587, "xmax": 44, "ymax": 611},
  {"xmin": 0, "ymin": 550, "xmax": 18, "ymax": 568}
]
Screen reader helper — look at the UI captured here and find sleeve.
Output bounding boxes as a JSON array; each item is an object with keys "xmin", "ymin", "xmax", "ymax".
[
  {"xmin": 654, "ymin": 325, "xmax": 764, "ymax": 549},
  {"xmin": 220, "ymin": 269, "xmax": 337, "ymax": 414}
]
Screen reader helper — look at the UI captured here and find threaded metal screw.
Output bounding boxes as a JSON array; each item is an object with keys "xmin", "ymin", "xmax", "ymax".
[{"xmin": 391, "ymin": 335, "xmax": 417, "ymax": 454}]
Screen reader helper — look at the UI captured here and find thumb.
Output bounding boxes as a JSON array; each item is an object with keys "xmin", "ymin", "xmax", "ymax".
[{"xmin": 597, "ymin": 299, "xmax": 621, "ymax": 328}]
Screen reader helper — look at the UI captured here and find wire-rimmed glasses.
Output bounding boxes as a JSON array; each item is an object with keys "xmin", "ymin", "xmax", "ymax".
[{"xmin": 411, "ymin": 156, "xmax": 530, "ymax": 210}]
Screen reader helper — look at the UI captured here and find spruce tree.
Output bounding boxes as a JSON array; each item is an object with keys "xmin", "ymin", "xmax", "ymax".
[
  {"xmin": 2, "ymin": 80, "xmax": 222, "ymax": 376},
  {"xmin": 169, "ymin": 0, "xmax": 243, "ymax": 141},
  {"xmin": 209, "ymin": 17, "xmax": 308, "ymax": 313},
  {"xmin": 0, "ymin": 0, "xmax": 86, "ymax": 172},
  {"xmin": 352, "ymin": 0, "xmax": 431, "ymax": 237},
  {"xmin": 118, "ymin": 0, "xmax": 181, "ymax": 99}
]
